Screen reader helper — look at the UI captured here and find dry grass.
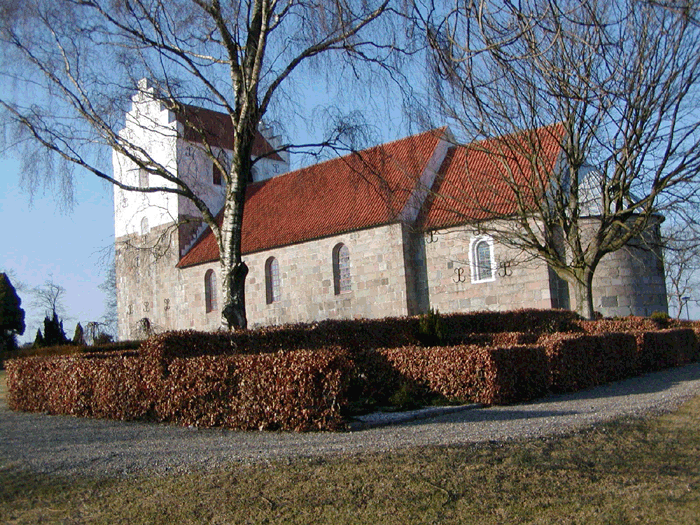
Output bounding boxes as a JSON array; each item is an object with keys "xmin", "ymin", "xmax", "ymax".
[{"xmin": 1, "ymin": 365, "xmax": 699, "ymax": 524}]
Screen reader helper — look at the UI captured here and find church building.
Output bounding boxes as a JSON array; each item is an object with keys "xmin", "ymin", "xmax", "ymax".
[{"xmin": 113, "ymin": 84, "xmax": 668, "ymax": 340}]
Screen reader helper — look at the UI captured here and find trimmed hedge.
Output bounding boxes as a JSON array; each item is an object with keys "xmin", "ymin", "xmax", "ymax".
[
  {"xmin": 440, "ymin": 309, "xmax": 581, "ymax": 335},
  {"xmin": 379, "ymin": 344, "xmax": 550, "ymax": 405},
  {"xmin": 539, "ymin": 329, "xmax": 699, "ymax": 393},
  {"xmin": 6, "ymin": 350, "xmax": 145, "ymax": 417},
  {"xmin": 139, "ymin": 319, "xmax": 421, "ymax": 361},
  {"xmin": 452, "ymin": 332, "xmax": 540, "ymax": 347},
  {"xmin": 153, "ymin": 349, "xmax": 352, "ymax": 430},
  {"xmin": 539, "ymin": 333, "xmax": 639, "ymax": 393},
  {"xmin": 578, "ymin": 317, "xmax": 664, "ymax": 335},
  {"xmin": 139, "ymin": 309, "xmax": 581, "ymax": 362},
  {"xmin": 5, "ymin": 340, "xmax": 142, "ymax": 361},
  {"xmin": 7, "ymin": 312, "xmax": 700, "ymax": 432},
  {"xmin": 7, "ymin": 348, "xmax": 352, "ymax": 431},
  {"xmin": 634, "ymin": 328, "xmax": 700, "ymax": 372}
]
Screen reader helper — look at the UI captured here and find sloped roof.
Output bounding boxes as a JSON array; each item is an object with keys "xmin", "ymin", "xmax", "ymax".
[
  {"xmin": 177, "ymin": 128, "xmax": 446, "ymax": 267},
  {"xmin": 176, "ymin": 105, "xmax": 283, "ymax": 162},
  {"xmin": 421, "ymin": 124, "xmax": 565, "ymax": 230}
]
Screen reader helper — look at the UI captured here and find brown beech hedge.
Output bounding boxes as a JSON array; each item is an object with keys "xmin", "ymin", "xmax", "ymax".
[
  {"xmin": 138, "ymin": 309, "xmax": 581, "ymax": 362},
  {"xmin": 539, "ymin": 333, "xmax": 639, "ymax": 393},
  {"xmin": 6, "ymin": 312, "xmax": 700, "ymax": 432},
  {"xmin": 7, "ymin": 348, "xmax": 353, "ymax": 431},
  {"xmin": 379, "ymin": 344, "xmax": 549, "ymax": 405},
  {"xmin": 634, "ymin": 328, "xmax": 700, "ymax": 372}
]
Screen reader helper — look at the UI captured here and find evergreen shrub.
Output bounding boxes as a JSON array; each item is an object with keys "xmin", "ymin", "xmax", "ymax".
[{"xmin": 417, "ymin": 309, "xmax": 446, "ymax": 346}]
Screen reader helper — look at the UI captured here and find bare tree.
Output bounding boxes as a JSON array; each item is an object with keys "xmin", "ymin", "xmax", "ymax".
[
  {"xmin": 31, "ymin": 278, "xmax": 67, "ymax": 319},
  {"xmin": 0, "ymin": 0, "xmax": 403, "ymax": 329},
  {"xmin": 96, "ymin": 253, "xmax": 118, "ymax": 338},
  {"xmin": 662, "ymin": 220, "xmax": 700, "ymax": 318},
  {"xmin": 416, "ymin": 0, "xmax": 700, "ymax": 318}
]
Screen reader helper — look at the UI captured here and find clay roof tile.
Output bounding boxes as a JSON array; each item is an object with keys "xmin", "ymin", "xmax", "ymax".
[
  {"xmin": 420, "ymin": 123, "xmax": 565, "ymax": 230},
  {"xmin": 177, "ymin": 128, "xmax": 446, "ymax": 268}
]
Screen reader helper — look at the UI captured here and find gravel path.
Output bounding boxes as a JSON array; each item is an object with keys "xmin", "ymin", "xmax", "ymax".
[{"xmin": 2, "ymin": 363, "xmax": 699, "ymax": 478}]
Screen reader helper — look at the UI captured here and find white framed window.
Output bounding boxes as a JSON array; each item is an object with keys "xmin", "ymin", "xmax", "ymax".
[
  {"xmin": 333, "ymin": 243, "xmax": 351, "ymax": 294},
  {"xmin": 265, "ymin": 257, "xmax": 280, "ymax": 304},
  {"xmin": 469, "ymin": 235, "xmax": 496, "ymax": 283},
  {"xmin": 204, "ymin": 269, "xmax": 217, "ymax": 313}
]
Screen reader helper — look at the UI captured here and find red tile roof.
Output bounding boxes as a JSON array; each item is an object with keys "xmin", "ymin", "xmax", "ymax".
[
  {"xmin": 177, "ymin": 128, "xmax": 447, "ymax": 268},
  {"xmin": 176, "ymin": 105, "xmax": 283, "ymax": 162},
  {"xmin": 421, "ymin": 124, "xmax": 565, "ymax": 230}
]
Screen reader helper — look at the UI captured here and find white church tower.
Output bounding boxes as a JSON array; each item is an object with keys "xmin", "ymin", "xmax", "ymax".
[{"xmin": 113, "ymin": 79, "xmax": 289, "ymax": 340}]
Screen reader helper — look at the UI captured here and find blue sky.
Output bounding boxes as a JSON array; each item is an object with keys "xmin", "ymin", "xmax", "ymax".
[
  {"xmin": 0, "ymin": 77, "xmax": 408, "ymax": 344},
  {"xmin": 0, "ymin": 157, "xmax": 114, "ymax": 344}
]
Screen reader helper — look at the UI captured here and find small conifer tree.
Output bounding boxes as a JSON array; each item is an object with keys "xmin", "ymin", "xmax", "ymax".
[
  {"xmin": 72, "ymin": 322, "xmax": 86, "ymax": 346},
  {"xmin": 43, "ymin": 312, "xmax": 68, "ymax": 347},
  {"xmin": 0, "ymin": 273, "xmax": 25, "ymax": 352},
  {"xmin": 33, "ymin": 329, "xmax": 44, "ymax": 348}
]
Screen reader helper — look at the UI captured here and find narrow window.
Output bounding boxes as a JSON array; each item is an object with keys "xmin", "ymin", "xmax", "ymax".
[
  {"xmin": 470, "ymin": 235, "xmax": 496, "ymax": 283},
  {"xmin": 476, "ymin": 241, "xmax": 493, "ymax": 281},
  {"xmin": 212, "ymin": 161, "xmax": 222, "ymax": 186},
  {"xmin": 213, "ymin": 152, "xmax": 226, "ymax": 186},
  {"xmin": 333, "ymin": 243, "xmax": 351, "ymax": 294},
  {"xmin": 140, "ymin": 217, "xmax": 149, "ymax": 236},
  {"xmin": 204, "ymin": 269, "xmax": 217, "ymax": 313},
  {"xmin": 265, "ymin": 257, "xmax": 280, "ymax": 304}
]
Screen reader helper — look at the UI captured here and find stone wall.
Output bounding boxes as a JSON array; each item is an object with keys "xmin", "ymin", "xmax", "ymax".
[
  {"xmin": 115, "ymin": 223, "xmax": 187, "ymax": 341},
  {"xmin": 116, "ymin": 223, "xmax": 412, "ymax": 338},
  {"xmin": 116, "ymin": 218, "xmax": 668, "ymax": 340},
  {"xmin": 590, "ymin": 225, "xmax": 668, "ymax": 317},
  {"xmin": 421, "ymin": 226, "xmax": 555, "ymax": 314},
  {"xmin": 242, "ymin": 223, "xmax": 410, "ymax": 327}
]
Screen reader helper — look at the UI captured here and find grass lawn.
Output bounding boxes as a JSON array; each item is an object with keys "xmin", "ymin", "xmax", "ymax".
[{"xmin": 1, "ymin": 370, "xmax": 699, "ymax": 524}]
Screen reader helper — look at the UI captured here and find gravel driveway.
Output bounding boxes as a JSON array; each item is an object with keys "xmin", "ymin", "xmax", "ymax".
[{"xmin": 2, "ymin": 363, "xmax": 699, "ymax": 478}]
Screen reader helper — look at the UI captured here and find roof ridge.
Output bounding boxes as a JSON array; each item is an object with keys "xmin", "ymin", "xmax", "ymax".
[
  {"xmin": 459, "ymin": 122, "xmax": 565, "ymax": 151},
  {"xmin": 246, "ymin": 126, "xmax": 448, "ymax": 186}
]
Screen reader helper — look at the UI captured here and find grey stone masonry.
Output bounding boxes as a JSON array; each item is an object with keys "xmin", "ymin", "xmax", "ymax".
[
  {"xmin": 116, "ymin": 223, "xmax": 412, "ymax": 339},
  {"xmin": 116, "ymin": 217, "xmax": 669, "ymax": 340},
  {"xmin": 243, "ymin": 223, "xmax": 410, "ymax": 327},
  {"xmin": 590, "ymin": 227, "xmax": 668, "ymax": 317},
  {"xmin": 421, "ymin": 226, "xmax": 555, "ymax": 315}
]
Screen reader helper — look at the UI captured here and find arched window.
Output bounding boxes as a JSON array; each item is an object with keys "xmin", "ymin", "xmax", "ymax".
[
  {"xmin": 265, "ymin": 257, "xmax": 280, "ymax": 304},
  {"xmin": 212, "ymin": 152, "xmax": 226, "ymax": 186},
  {"xmin": 470, "ymin": 236, "xmax": 496, "ymax": 283},
  {"xmin": 212, "ymin": 162, "xmax": 222, "ymax": 186},
  {"xmin": 204, "ymin": 269, "xmax": 217, "ymax": 313},
  {"xmin": 140, "ymin": 217, "xmax": 149, "ymax": 236},
  {"xmin": 333, "ymin": 243, "xmax": 351, "ymax": 294}
]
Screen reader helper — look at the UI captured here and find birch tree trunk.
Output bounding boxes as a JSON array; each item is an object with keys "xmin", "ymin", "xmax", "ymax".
[{"xmin": 219, "ymin": 138, "xmax": 254, "ymax": 330}]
